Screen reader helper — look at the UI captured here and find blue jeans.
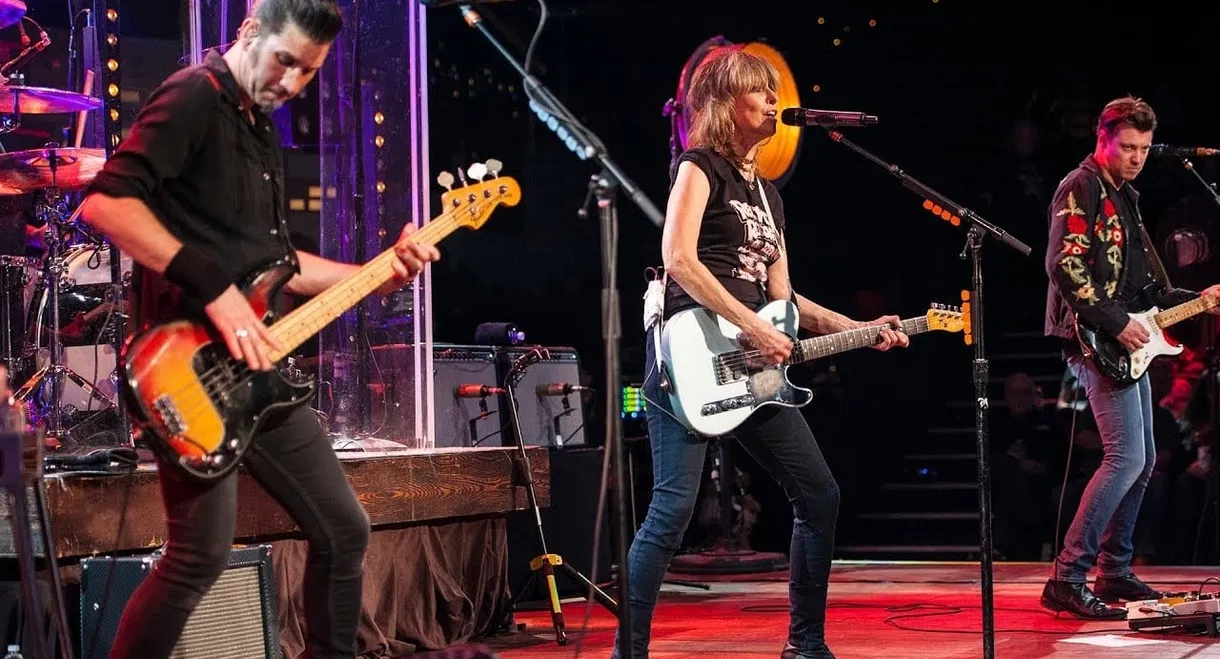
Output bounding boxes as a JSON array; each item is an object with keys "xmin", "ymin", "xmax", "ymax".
[
  {"xmin": 1053, "ymin": 354, "xmax": 1156, "ymax": 583},
  {"xmin": 612, "ymin": 328, "xmax": 841, "ymax": 658}
]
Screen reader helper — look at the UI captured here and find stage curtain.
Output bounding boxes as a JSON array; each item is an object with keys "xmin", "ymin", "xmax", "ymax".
[{"xmin": 272, "ymin": 518, "xmax": 510, "ymax": 657}]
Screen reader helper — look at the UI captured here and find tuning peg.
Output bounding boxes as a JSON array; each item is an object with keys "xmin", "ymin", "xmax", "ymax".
[
  {"xmin": 485, "ymin": 158, "xmax": 502, "ymax": 178},
  {"xmin": 466, "ymin": 162, "xmax": 488, "ymax": 181},
  {"xmin": 456, "ymin": 167, "xmax": 469, "ymax": 187},
  {"xmin": 437, "ymin": 171, "xmax": 455, "ymax": 191}
]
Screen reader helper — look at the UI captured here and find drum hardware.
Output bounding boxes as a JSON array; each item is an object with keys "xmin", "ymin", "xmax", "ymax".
[
  {"xmin": 0, "ymin": 254, "xmax": 28, "ymax": 379},
  {"xmin": 11, "ymin": 146, "xmax": 116, "ymax": 444}
]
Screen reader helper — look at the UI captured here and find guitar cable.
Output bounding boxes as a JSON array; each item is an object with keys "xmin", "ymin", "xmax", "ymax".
[{"xmin": 1051, "ymin": 368, "xmax": 1083, "ymax": 585}]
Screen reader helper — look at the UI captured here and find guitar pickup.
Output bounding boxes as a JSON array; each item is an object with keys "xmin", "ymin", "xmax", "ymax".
[
  {"xmin": 153, "ymin": 394, "xmax": 187, "ymax": 436},
  {"xmin": 701, "ymin": 394, "xmax": 755, "ymax": 416}
]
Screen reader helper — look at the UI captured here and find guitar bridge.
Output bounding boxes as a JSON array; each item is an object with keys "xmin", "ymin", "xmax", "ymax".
[{"xmin": 153, "ymin": 394, "xmax": 187, "ymax": 436}]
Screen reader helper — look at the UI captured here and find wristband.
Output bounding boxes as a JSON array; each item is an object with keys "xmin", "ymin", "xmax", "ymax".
[{"xmin": 165, "ymin": 245, "xmax": 230, "ymax": 304}]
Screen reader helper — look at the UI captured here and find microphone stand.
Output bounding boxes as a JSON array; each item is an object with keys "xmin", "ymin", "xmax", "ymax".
[
  {"xmin": 1176, "ymin": 157, "xmax": 1220, "ymax": 557},
  {"xmin": 456, "ymin": 6, "xmax": 666, "ymax": 657},
  {"xmin": 821, "ymin": 127, "xmax": 1031, "ymax": 659}
]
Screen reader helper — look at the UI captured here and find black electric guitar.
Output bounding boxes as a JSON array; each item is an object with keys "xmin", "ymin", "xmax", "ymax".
[{"xmin": 1077, "ymin": 284, "xmax": 1218, "ymax": 384}]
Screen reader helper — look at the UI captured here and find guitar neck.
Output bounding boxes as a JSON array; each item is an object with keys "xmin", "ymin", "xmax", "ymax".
[
  {"xmin": 265, "ymin": 215, "xmax": 457, "ymax": 362},
  {"xmin": 1153, "ymin": 295, "xmax": 1218, "ymax": 330},
  {"xmin": 787, "ymin": 316, "xmax": 928, "ymax": 365}
]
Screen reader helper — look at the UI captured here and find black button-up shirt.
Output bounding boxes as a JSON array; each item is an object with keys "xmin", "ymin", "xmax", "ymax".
[
  {"xmin": 1107, "ymin": 179, "xmax": 1157, "ymax": 310},
  {"xmin": 87, "ymin": 51, "xmax": 296, "ymax": 326}
]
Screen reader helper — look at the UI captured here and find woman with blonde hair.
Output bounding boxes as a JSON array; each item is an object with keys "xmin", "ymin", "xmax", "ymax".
[{"xmin": 618, "ymin": 46, "xmax": 908, "ymax": 659}]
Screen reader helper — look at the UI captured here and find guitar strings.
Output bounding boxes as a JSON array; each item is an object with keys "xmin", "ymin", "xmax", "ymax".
[
  {"xmin": 143, "ymin": 193, "xmax": 492, "ymax": 454},
  {"xmin": 714, "ymin": 320, "xmax": 926, "ymax": 371}
]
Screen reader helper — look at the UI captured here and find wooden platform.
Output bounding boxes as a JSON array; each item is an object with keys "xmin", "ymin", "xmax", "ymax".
[
  {"xmin": 489, "ymin": 562, "xmax": 1220, "ymax": 658},
  {"xmin": 2, "ymin": 445, "xmax": 549, "ymax": 559}
]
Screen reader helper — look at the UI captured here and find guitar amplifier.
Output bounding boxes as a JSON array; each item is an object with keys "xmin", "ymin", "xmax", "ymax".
[
  {"xmin": 79, "ymin": 545, "xmax": 281, "ymax": 659},
  {"xmin": 432, "ymin": 344, "xmax": 503, "ymax": 448},
  {"xmin": 497, "ymin": 346, "xmax": 588, "ymax": 448}
]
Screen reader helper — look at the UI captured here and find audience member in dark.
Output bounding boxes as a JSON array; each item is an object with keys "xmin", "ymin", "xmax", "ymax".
[{"xmin": 992, "ymin": 372, "xmax": 1060, "ymax": 560}]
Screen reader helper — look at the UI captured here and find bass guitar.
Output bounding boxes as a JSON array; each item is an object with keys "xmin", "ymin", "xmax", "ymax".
[
  {"xmin": 1076, "ymin": 287, "xmax": 1218, "ymax": 385},
  {"xmin": 662, "ymin": 300, "xmax": 963, "ymax": 437},
  {"xmin": 121, "ymin": 164, "xmax": 520, "ymax": 481}
]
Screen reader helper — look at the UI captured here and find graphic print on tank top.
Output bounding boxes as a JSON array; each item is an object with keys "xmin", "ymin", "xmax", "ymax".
[{"xmin": 728, "ymin": 195, "xmax": 781, "ymax": 284}]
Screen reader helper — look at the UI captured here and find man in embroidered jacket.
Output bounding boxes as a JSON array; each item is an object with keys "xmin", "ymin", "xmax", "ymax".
[{"xmin": 1042, "ymin": 96, "xmax": 1220, "ymax": 618}]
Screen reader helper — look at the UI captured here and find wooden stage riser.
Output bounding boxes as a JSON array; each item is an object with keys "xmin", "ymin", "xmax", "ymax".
[{"xmin": 0, "ymin": 445, "xmax": 549, "ymax": 559}]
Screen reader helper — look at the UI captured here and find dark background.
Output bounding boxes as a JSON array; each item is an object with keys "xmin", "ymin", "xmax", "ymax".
[{"xmin": 8, "ymin": 0, "xmax": 1220, "ymax": 557}]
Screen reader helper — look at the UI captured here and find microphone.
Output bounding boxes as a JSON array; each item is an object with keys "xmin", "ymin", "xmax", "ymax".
[
  {"xmin": 780, "ymin": 107, "xmax": 878, "ymax": 128},
  {"xmin": 0, "ymin": 26, "xmax": 50, "ymax": 78},
  {"xmin": 536, "ymin": 383, "xmax": 593, "ymax": 397},
  {"xmin": 454, "ymin": 384, "xmax": 506, "ymax": 398},
  {"xmin": 1150, "ymin": 144, "xmax": 1220, "ymax": 158}
]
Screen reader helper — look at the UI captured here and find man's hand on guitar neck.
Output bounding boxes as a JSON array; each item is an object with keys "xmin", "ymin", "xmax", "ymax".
[
  {"xmin": 1117, "ymin": 319, "xmax": 1150, "ymax": 351},
  {"xmin": 1203, "ymin": 284, "xmax": 1220, "ymax": 314}
]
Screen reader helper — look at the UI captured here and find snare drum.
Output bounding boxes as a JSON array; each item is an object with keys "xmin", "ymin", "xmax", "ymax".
[{"xmin": 25, "ymin": 243, "xmax": 133, "ymax": 349}]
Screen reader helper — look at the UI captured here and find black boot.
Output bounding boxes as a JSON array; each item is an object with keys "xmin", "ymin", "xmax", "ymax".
[
  {"xmin": 1040, "ymin": 579, "xmax": 1126, "ymax": 619},
  {"xmin": 785, "ymin": 581, "xmax": 835, "ymax": 659},
  {"xmin": 1094, "ymin": 574, "xmax": 1162, "ymax": 603},
  {"xmin": 781, "ymin": 643, "xmax": 836, "ymax": 659}
]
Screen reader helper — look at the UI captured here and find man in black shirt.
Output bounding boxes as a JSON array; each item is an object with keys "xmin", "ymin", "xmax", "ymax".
[
  {"xmin": 1042, "ymin": 96, "xmax": 1220, "ymax": 619},
  {"xmin": 78, "ymin": 2, "xmax": 438, "ymax": 657}
]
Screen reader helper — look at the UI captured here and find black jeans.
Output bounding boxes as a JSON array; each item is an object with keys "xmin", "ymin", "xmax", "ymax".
[
  {"xmin": 612, "ymin": 328, "xmax": 842, "ymax": 658},
  {"xmin": 108, "ymin": 406, "xmax": 371, "ymax": 659}
]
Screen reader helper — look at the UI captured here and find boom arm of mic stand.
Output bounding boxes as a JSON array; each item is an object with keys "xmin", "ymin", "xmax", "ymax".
[
  {"xmin": 1178, "ymin": 157, "xmax": 1220, "ymax": 209},
  {"xmin": 458, "ymin": 4, "xmax": 664, "ymax": 227},
  {"xmin": 821, "ymin": 128, "xmax": 1032, "ymax": 256}
]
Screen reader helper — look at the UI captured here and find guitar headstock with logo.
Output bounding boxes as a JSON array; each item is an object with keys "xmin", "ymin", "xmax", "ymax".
[
  {"xmin": 437, "ymin": 159, "xmax": 521, "ymax": 230},
  {"xmin": 925, "ymin": 303, "xmax": 965, "ymax": 333}
]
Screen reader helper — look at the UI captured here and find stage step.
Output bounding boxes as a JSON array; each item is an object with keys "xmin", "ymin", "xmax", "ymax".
[
  {"xmin": 846, "ymin": 510, "xmax": 982, "ymax": 546},
  {"xmin": 834, "ymin": 544, "xmax": 981, "ymax": 561}
]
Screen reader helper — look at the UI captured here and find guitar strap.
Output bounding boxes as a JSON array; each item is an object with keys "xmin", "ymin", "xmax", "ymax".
[
  {"xmin": 1138, "ymin": 221, "xmax": 1175, "ymax": 293},
  {"xmin": 1097, "ymin": 174, "xmax": 1175, "ymax": 295}
]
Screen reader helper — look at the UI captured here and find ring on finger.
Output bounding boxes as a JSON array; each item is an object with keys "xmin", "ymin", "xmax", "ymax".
[{"xmin": 235, "ymin": 328, "xmax": 250, "ymax": 339}]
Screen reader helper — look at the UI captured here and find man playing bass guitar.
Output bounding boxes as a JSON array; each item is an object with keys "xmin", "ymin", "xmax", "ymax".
[
  {"xmin": 78, "ymin": 2, "xmax": 439, "ymax": 657},
  {"xmin": 1042, "ymin": 95, "xmax": 1220, "ymax": 618}
]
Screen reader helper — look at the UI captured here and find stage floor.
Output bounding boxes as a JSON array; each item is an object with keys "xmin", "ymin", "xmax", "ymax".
[{"xmin": 487, "ymin": 562, "xmax": 1220, "ymax": 658}]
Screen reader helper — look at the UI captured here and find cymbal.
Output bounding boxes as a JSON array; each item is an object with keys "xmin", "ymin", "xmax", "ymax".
[
  {"xmin": 0, "ymin": 1, "xmax": 25, "ymax": 31},
  {"xmin": 0, "ymin": 147, "xmax": 106, "ymax": 194},
  {"xmin": 0, "ymin": 85, "xmax": 102, "ymax": 114}
]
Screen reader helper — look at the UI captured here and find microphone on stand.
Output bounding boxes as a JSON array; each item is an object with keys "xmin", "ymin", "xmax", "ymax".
[
  {"xmin": 1150, "ymin": 144, "xmax": 1220, "ymax": 158},
  {"xmin": 536, "ymin": 383, "xmax": 593, "ymax": 397},
  {"xmin": 780, "ymin": 107, "xmax": 878, "ymax": 128},
  {"xmin": 454, "ymin": 384, "xmax": 506, "ymax": 398},
  {"xmin": 0, "ymin": 24, "xmax": 50, "ymax": 79}
]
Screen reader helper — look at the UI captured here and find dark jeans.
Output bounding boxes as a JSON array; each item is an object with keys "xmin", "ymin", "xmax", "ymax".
[
  {"xmin": 1052, "ymin": 354, "xmax": 1155, "ymax": 582},
  {"xmin": 612, "ymin": 328, "xmax": 841, "ymax": 658},
  {"xmin": 108, "ymin": 405, "xmax": 371, "ymax": 659}
]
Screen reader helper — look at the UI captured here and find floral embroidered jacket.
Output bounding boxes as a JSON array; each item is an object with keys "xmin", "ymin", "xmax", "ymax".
[{"xmin": 1044, "ymin": 156, "xmax": 1193, "ymax": 342}]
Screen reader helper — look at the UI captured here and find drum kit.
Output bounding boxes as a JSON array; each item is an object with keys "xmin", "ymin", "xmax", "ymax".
[{"xmin": 0, "ymin": 0, "xmax": 130, "ymax": 449}]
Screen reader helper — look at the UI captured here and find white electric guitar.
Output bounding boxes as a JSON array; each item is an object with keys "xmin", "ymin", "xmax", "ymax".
[{"xmin": 661, "ymin": 300, "xmax": 964, "ymax": 436}]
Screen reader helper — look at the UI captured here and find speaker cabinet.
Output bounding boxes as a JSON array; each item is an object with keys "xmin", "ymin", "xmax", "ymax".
[
  {"xmin": 79, "ymin": 545, "xmax": 280, "ymax": 659},
  {"xmin": 497, "ymin": 346, "xmax": 587, "ymax": 448},
  {"xmin": 432, "ymin": 344, "xmax": 502, "ymax": 448}
]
